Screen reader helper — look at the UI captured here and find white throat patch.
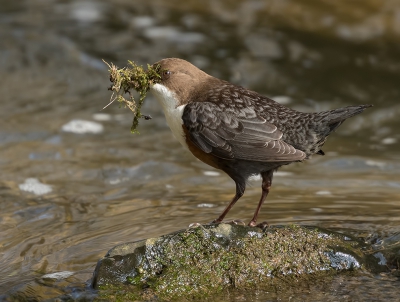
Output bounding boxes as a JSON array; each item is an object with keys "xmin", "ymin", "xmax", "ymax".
[{"xmin": 151, "ymin": 83, "xmax": 187, "ymax": 150}]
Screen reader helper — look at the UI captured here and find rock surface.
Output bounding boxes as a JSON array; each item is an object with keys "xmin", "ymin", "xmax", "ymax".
[{"xmin": 92, "ymin": 224, "xmax": 390, "ymax": 300}]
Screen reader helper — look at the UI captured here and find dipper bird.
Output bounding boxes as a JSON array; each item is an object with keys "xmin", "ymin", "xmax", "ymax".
[{"xmin": 150, "ymin": 58, "xmax": 371, "ymax": 227}]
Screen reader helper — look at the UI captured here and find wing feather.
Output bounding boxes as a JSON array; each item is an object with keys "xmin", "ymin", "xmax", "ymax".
[{"xmin": 182, "ymin": 102, "xmax": 306, "ymax": 162}]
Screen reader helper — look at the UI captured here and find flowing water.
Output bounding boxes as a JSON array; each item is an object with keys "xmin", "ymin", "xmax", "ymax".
[{"xmin": 0, "ymin": 0, "xmax": 400, "ymax": 300}]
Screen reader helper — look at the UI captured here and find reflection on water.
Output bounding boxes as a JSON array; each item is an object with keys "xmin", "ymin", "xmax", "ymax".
[{"xmin": 0, "ymin": 0, "xmax": 399, "ymax": 299}]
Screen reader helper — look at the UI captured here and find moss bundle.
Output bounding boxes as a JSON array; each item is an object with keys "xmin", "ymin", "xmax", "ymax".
[{"xmin": 103, "ymin": 60, "xmax": 161, "ymax": 133}]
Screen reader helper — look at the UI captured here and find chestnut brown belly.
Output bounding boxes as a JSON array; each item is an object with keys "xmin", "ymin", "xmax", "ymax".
[{"xmin": 183, "ymin": 129, "xmax": 222, "ymax": 170}]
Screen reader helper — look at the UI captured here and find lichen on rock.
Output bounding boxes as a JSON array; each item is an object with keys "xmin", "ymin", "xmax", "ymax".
[{"xmin": 103, "ymin": 60, "xmax": 162, "ymax": 133}]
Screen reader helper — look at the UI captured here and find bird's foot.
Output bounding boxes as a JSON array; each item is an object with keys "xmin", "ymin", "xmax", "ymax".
[
  {"xmin": 248, "ymin": 220, "xmax": 257, "ymax": 227},
  {"xmin": 188, "ymin": 222, "xmax": 202, "ymax": 228},
  {"xmin": 210, "ymin": 219, "xmax": 245, "ymax": 226},
  {"xmin": 248, "ymin": 220, "xmax": 269, "ymax": 230},
  {"xmin": 226, "ymin": 219, "xmax": 245, "ymax": 226},
  {"xmin": 256, "ymin": 221, "xmax": 270, "ymax": 231}
]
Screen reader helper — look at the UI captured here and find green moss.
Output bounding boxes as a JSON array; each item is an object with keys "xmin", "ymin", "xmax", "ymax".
[
  {"xmin": 95, "ymin": 284, "xmax": 143, "ymax": 302},
  {"xmin": 141, "ymin": 225, "xmax": 338, "ymax": 300},
  {"xmin": 103, "ymin": 60, "xmax": 162, "ymax": 133},
  {"xmin": 94, "ymin": 225, "xmax": 365, "ymax": 301}
]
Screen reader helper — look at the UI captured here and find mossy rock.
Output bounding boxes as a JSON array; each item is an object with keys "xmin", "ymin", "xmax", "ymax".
[{"xmin": 92, "ymin": 224, "xmax": 389, "ymax": 301}]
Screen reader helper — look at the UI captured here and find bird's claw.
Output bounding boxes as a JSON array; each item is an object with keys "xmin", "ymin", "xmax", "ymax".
[
  {"xmin": 248, "ymin": 220, "xmax": 269, "ymax": 230},
  {"xmin": 210, "ymin": 219, "xmax": 245, "ymax": 226},
  {"xmin": 226, "ymin": 219, "xmax": 245, "ymax": 226},
  {"xmin": 188, "ymin": 222, "xmax": 202, "ymax": 228}
]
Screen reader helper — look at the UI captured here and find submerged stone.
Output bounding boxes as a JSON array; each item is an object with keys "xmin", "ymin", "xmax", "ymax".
[{"xmin": 92, "ymin": 224, "xmax": 387, "ymax": 300}]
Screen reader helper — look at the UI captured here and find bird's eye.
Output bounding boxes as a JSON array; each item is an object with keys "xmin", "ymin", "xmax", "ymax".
[{"xmin": 162, "ymin": 70, "xmax": 171, "ymax": 79}]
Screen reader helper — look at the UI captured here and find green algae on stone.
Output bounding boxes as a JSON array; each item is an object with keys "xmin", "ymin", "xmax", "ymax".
[
  {"xmin": 94, "ymin": 284, "xmax": 150, "ymax": 302},
  {"xmin": 103, "ymin": 60, "xmax": 162, "ymax": 133},
  {"xmin": 149, "ymin": 225, "xmax": 337, "ymax": 300},
  {"xmin": 93, "ymin": 224, "xmax": 371, "ymax": 301}
]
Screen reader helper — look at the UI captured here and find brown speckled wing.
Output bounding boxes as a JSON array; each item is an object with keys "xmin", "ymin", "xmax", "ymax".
[{"xmin": 182, "ymin": 101, "xmax": 306, "ymax": 162}]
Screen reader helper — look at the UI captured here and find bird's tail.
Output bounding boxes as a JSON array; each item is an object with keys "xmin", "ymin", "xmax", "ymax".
[{"xmin": 317, "ymin": 104, "xmax": 373, "ymax": 132}]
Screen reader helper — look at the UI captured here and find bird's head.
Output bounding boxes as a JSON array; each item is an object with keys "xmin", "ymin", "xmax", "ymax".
[{"xmin": 150, "ymin": 58, "xmax": 211, "ymax": 110}]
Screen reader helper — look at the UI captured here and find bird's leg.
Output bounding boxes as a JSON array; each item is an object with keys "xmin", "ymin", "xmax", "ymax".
[
  {"xmin": 212, "ymin": 181, "xmax": 245, "ymax": 224},
  {"xmin": 248, "ymin": 170, "xmax": 274, "ymax": 227}
]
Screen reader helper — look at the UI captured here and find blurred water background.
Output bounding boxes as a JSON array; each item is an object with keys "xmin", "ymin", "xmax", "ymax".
[{"xmin": 0, "ymin": 0, "xmax": 400, "ymax": 300}]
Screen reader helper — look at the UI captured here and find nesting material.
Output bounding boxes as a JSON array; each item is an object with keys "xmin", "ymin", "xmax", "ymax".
[{"xmin": 103, "ymin": 60, "xmax": 161, "ymax": 133}]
